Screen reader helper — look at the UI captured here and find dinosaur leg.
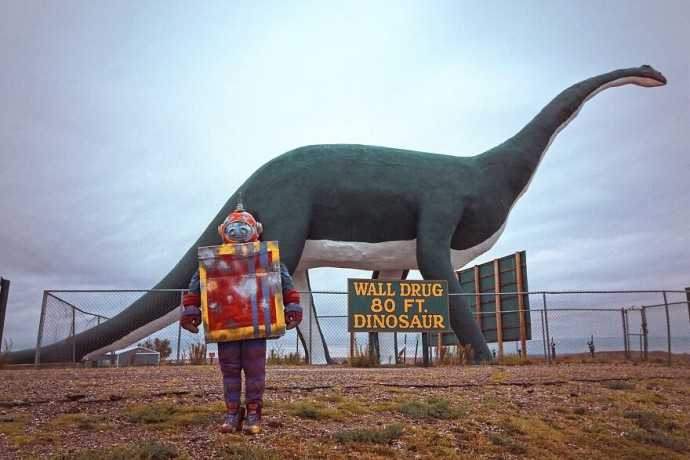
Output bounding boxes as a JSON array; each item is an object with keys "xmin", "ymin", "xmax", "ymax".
[
  {"xmin": 416, "ymin": 233, "xmax": 492, "ymax": 363},
  {"xmin": 291, "ymin": 270, "xmax": 332, "ymax": 364},
  {"xmin": 259, "ymin": 211, "xmax": 332, "ymax": 364}
]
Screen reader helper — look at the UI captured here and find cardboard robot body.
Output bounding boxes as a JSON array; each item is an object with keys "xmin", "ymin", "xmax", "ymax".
[{"xmin": 198, "ymin": 241, "xmax": 286, "ymax": 342}]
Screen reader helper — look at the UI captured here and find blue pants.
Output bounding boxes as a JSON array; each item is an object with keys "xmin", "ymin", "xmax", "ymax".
[{"xmin": 217, "ymin": 338, "xmax": 266, "ymax": 405}]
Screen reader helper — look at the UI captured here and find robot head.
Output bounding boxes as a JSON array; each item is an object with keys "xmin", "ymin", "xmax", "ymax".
[{"xmin": 217, "ymin": 201, "xmax": 263, "ymax": 244}]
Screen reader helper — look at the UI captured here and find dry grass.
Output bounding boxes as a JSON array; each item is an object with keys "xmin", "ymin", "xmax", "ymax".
[{"xmin": 1, "ymin": 359, "xmax": 689, "ymax": 459}]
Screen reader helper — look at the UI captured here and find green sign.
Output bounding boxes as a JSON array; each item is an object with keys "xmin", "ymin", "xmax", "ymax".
[{"xmin": 347, "ymin": 279, "xmax": 450, "ymax": 332}]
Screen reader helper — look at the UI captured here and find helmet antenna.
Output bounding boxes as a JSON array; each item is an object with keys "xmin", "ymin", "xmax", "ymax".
[{"xmin": 236, "ymin": 193, "xmax": 244, "ymax": 212}]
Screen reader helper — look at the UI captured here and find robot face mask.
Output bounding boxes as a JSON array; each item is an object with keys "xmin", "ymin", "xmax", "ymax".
[{"xmin": 218, "ymin": 209, "xmax": 262, "ymax": 244}]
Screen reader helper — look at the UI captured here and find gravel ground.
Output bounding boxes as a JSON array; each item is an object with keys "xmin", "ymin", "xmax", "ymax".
[{"xmin": 1, "ymin": 361, "xmax": 689, "ymax": 459}]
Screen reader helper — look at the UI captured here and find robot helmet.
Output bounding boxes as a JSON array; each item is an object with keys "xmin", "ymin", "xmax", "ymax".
[{"xmin": 218, "ymin": 199, "xmax": 263, "ymax": 244}]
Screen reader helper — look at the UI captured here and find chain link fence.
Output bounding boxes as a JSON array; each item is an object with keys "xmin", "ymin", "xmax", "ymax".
[{"xmin": 35, "ymin": 289, "xmax": 690, "ymax": 366}]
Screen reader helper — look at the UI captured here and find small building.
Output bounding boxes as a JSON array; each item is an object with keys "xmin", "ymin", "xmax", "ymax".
[{"xmin": 94, "ymin": 346, "xmax": 160, "ymax": 367}]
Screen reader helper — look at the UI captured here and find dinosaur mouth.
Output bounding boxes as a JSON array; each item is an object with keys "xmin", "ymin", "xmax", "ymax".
[{"xmin": 643, "ymin": 71, "xmax": 667, "ymax": 85}]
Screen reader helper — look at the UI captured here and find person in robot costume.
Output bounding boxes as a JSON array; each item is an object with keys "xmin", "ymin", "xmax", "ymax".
[{"xmin": 180, "ymin": 203, "xmax": 303, "ymax": 435}]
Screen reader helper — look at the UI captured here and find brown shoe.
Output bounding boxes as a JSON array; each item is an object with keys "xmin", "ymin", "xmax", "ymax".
[
  {"xmin": 243, "ymin": 402, "xmax": 262, "ymax": 435},
  {"xmin": 220, "ymin": 401, "xmax": 245, "ymax": 433}
]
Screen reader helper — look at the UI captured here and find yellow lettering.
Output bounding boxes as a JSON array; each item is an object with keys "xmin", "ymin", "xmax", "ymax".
[
  {"xmin": 386, "ymin": 282, "xmax": 395, "ymax": 296},
  {"xmin": 432, "ymin": 283, "xmax": 443, "ymax": 297},
  {"xmin": 353, "ymin": 282, "xmax": 368, "ymax": 296},
  {"xmin": 385, "ymin": 315, "xmax": 397, "ymax": 328},
  {"xmin": 371, "ymin": 298, "xmax": 382, "ymax": 313},
  {"xmin": 354, "ymin": 315, "xmax": 366, "ymax": 328},
  {"xmin": 410, "ymin": 315, "xmax": 421, "ymax": 328},
  {"xmin": 373, "ymin": 315, "xmax": 385, "ymax": 329},
  {"xmin": 403, "ymin": 298, "xmax": 413, "ymax": 313},
  {"xmin": 398, "ymin": 315, "xmax": 409, "ymax": 328},
  {"xmin": 433, "ymin": 315, "xmax": 445, "ymax": 329},
  {"xmin": 422, "ymin": 315, "xmax": 432, "ymax": 329}
]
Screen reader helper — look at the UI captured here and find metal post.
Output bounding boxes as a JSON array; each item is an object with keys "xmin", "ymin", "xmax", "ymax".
[
  {"xmin": 621, "ymin": 308, "xmax": 629, "ymax": 359},
  {"xmin": 394, "ymin": 332, "xmax": 399, "ymax": 364},
  {"xmin": 71, "ymin": 306, "xmax": 76, "ymax": 363},
  {"xmin": 641, "ymin": 307, "xmax": 649, "ymax": 361},
  {"xmin": 0, "ymin": 278, "xmax": 9, "ymax": 349},
  {"xmin": 349, "ymin": 331, "xmax": 354, "ymax": 362},
  {"xmin": 685, "ymin": 287, "xmax": 690, "ymax": 329},
  {"xmin": 176, "ymin": 292, "xmax": 183, "ymax": 364},
  {"xmin": 34, "ymin": 291, "xmax": 49, "ymax": 368},
  {"xmin": 542, "ymin": 293, "xmax": 551, "ymax": 364},
  {"xmin": 663, "ymin": 291, "xmax": 672, "ymax": 366},
  {"xmin": 421, "ymin": 333, "xmax": 430, "ymax": 366},
  {"xmin": 309, "ymin": 302, "xmax": 313, "ymax": 365},
  {"xmin": 540, "ymin": 310, "xmax": 548, "ymax": 363}
]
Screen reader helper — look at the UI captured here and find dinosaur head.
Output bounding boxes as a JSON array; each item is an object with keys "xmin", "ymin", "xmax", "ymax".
[{"xmin": 636, "ymin": 64, "xmax": 667, "ymax": 87}]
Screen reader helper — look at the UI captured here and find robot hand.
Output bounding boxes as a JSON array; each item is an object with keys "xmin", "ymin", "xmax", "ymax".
[
  {"xmin": 181, "ymin": 293, "xmax": 202, "ymax": 333},
  {"xmin": 284, "ymin": 303, "xmax": 302, "ymax": 330}
]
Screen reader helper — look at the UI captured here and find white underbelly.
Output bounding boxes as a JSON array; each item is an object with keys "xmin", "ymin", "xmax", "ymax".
[{"xmin": 295, "ymin": 222, "xmax": 506, "ymax": 272}]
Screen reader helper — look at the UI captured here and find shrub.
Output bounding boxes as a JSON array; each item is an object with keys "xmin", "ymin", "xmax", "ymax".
[
  {"xmin": 189, "ymin": 341, "xmax": 207, "ymax": 365},
  {"xmin": 1, "ymin": 338, "xmax": 12, "ymax": 366},
  {"xmin": 266, "ymin": 348, "xmax": 305, "ymax": 365},
  {"xmin": 398, "ymin": 396, "xmax": 461, "ymax": 420},
  {"xmin": 349, "ymin": 342, "xmax": 380, "ymax": 368},
  {"xmin": 53, "ymin": 440, "xmax": 182, "ymax": 460},
  {"xmin": 602, "ymin": 380, "xmax": 635, "ymax": 390},
  {"xmin": 487, "ymin": 433, "xmax": 527, "ymax": 455},
  {"xmin": 334, "ymin": 424, "xmax": 404, "ymax": 444}
]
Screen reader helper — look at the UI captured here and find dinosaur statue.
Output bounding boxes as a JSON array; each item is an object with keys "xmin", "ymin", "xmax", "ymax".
[{"xmin": 9, "ymin": 65, "xmax": 667, "ymax": 365}]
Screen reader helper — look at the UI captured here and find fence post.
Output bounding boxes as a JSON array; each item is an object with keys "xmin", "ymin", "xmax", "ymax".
[
  {"xmin": 34, "ymin": 291, "xmax": 49, "ymax": 368},
  {"xmin": 349, "ymin": 331, "xmax": 354, "ymax": 362},
  {"xmin": 540, "ymin": 309, "xmax": 548, "ymax": 363},
  {"xmin": 72, "ymin": 306, "xmax": 76, "ymax": 363},
  {"xmin": 176, "ymin": 291, "xmax": 183, "ymax": 364},
  {"xmin": 685, "ymin": 287, "xmax": 690, "ymax": 329},
  {"xmin": 621, "ymin": 308, "xmax": 629, "ymax": 359},
  {"xmin": 0, "ymin": 278, "xmax": 9, "ymax": 350},
  {"xmin": 542, "ymin": 293, "xmax": 551, "ymax": 364},
  {"xmin": 421, "ymin": 332, "xmax": 430, "ymax": 366},
  {"xmin": 641, "ymin": 307, "xmax": 649, "ymax": 361},
  {"xmin": 663, "ymin": 291, "xmax": 672, "ymax": 366}
]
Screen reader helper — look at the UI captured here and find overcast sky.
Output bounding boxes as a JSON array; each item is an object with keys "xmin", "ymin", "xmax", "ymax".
[{"xmin": 1, "ymin": 1, "xmax": 689, "ymax": 351}]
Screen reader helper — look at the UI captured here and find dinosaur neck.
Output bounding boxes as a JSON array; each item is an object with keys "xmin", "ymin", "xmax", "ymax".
[{"xmin": 477, "ymin": 68, "xmax": 645, "ymax": 200}]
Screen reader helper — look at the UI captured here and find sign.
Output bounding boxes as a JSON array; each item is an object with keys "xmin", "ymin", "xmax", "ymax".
[
  {"xmin": 348, "ymin": 279, "xmax": 449, "ymax": 332},
  {"xmin": 431, "ymin": 251, "xmax": 530, "ymax": 355}
]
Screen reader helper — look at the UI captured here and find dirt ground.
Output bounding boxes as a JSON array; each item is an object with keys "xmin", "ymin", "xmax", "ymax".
[{"xmin": 1, "ymin": 357, "xmax": 690, "ymax": 459}]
